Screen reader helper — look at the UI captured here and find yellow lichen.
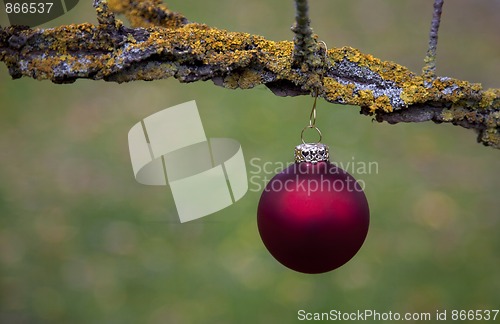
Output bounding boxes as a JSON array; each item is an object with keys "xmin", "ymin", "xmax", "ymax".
[
  {"xmin": 401, "ymin": 79, "xmax": 428, "ymax": 106},
  {"xmin": 126, "ymin": 33, "xmax": 137, "ymax": 43},
  {"xmin": 480, "ymin": 89, "xmax": 498, "ymax": 109},
  {"xmin": 238, "ymin": 70, "xmax": 262, "ymax": 89},
  {"xmin": 323, "ymin": 77, "xmax": 354, "ymax": 103},
  {"xmin": 108, "ymin": 0, "xmax": 186, "ymax": 29},
  {"xmin": 371, "ymin": 96, "xmax": 392, "ymax": 113},
  {"xmin": 480, "ymin": 128, "xmax": 500, "ymax": 147},
  {"xmin": 441, "ymin": 110, "xmax": 454, "ymax": 122},
  {"xmin": 329, "ymin": 46, "xmax": 415, "ymax": 86},
  {"xmin": 223, "ymin": 74, "xmax": 239, "ymax": 89},
  {"xmin": 357, "ymin": 90, "xmax": 375, "ymax": 107}
]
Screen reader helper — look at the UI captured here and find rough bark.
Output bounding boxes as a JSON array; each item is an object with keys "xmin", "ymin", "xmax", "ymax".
[{"xmin": 1, "ymin": 0, "xmax": 499, "ymax": 148}]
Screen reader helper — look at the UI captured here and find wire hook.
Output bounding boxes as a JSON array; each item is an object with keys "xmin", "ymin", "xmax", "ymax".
[
  {"xmin": 301, "ymin": 91, "xmax": 322, "ymax": 144},
  {"xmin": 309, "ymin": 91, "xmax": 318, "ymax": 127}
]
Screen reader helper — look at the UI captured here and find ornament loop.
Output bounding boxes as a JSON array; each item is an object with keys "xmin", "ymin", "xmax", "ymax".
[{"xmin": 301, "ymin": 125, "xmax": 322, "ymax": 144}]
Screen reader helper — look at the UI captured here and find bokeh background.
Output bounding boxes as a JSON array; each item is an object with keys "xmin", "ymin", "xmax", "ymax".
[{"xmin": 1, "ymin": 0, "xmax": 499, "ymax": 323}]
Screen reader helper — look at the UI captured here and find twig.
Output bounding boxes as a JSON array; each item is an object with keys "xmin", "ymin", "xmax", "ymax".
[
  {"xmin": 291, "ymin": 0, "xmax": 324, "ymax": 72},
  {"xmin": 290, "ymin": 0, "xmax": 326, "ymax": 93},
  {"xmin": 94, "ymin": 0, "xmax": 118, "ymax": 26},
  {"xmin": 422, "ymin": 0, "xmax": 444, "ymax": 81},
  {"xmin": 107, "ymin": 0, "xmax": 187, "ymax": 28}
]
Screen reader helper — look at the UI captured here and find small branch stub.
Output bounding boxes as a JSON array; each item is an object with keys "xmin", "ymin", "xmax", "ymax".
[
  {"xmin": 94, "ymin": 0, "xmax": 118, "ymax": 27},
  {"xmin": 290, "ymin": 0, "xmax": 328, "ymax": 94},
  {"xmin": 291, "ymin": 0, "xmax": 321, "ymax": 70}
]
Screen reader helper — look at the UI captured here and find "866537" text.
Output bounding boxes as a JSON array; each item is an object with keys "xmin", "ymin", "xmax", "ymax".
[{"xmin": 5, "ymin": 2, "xmax": 53, "ymax": 14}]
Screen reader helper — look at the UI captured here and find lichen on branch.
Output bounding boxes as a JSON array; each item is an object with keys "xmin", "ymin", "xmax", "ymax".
[
  {"xmin": 0, "ymin": 0, "xmax": 499, "ymax": 148},
  {"xmin": 107, "ymin": 0, "xmax": 187, "ymax": 28},
  {"xmin": 291, "ymin": 0, "xmax": 320, "ymax": 69}
]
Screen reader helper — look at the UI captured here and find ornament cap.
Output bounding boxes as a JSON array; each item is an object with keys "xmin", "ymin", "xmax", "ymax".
[{"xmin": 294, "ymin": 143, "xmax": 330, "ymax": 164}]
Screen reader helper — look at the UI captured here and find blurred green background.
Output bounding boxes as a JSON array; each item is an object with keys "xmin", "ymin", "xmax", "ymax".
[{"xmin": 1, "ymin": 0, "xmax": 499, "ymax": 323}]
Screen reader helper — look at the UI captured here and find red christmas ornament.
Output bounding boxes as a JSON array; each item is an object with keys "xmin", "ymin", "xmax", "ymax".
[{"xmin": 257, "ymin": 138, "xmax": 370, "ymax": 274}]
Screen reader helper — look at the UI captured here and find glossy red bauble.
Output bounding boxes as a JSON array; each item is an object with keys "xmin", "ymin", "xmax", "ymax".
[{"xmin": 257, "ymin": 161, "xmax": 370, "ymax": 274}]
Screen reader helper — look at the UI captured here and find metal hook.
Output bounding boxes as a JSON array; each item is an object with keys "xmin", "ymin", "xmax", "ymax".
[
  {"xmin": 318, "ymin": 40, "xmax": 328, "ymax": 56},
  {"xmin": 308, "ymin": 91, "xmax": 318, "ymax": 128},
  {"xmin": 301, "ymin": 91, "xmax": 322, "ymax": 144}
]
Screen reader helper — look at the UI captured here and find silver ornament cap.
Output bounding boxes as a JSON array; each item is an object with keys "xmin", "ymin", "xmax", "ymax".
[{"xmin": 294, "ymin": 143, "xmax": 330, "ymax": 164}]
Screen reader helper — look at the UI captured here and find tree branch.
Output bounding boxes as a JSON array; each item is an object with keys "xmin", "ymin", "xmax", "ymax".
[{"xmin": 1, "ymin": 0, "xmax": 499, "ymax": 148}]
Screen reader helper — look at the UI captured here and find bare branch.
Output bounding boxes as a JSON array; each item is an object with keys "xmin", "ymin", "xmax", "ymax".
[
  {"xmin": 0, "ymin": 0, "xmax": 499, "ymax": 148},
  {"xmin": 422, "ymin": 0, "xmax": 444, "ymax": 80}
]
